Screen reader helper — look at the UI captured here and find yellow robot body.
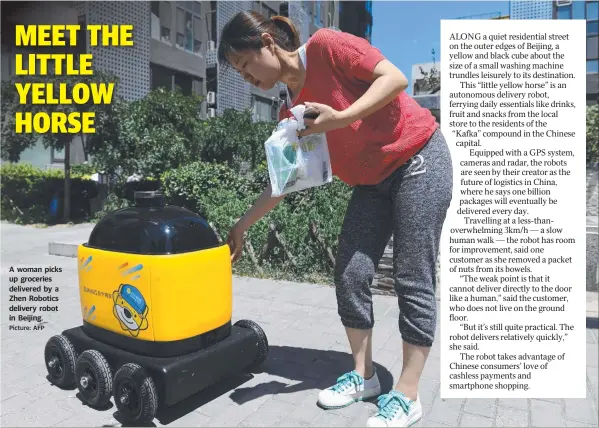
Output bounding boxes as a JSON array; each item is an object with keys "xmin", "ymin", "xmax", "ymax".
[
  {"xmin": 78, "ymin": 245, "xmax": 232, "ymax": 342},
  {"xmin": 77, "ymin": 192, "xmax": 232, "ymax": 346}
]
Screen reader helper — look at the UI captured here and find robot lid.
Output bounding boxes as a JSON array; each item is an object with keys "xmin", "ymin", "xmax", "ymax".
[{"xmin": 86, "ymin": 191, "xmax": 221, "ymax": 255}]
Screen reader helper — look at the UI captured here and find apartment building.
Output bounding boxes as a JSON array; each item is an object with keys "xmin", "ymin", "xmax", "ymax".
[
  {"xmin": 0, "ymin": 1, "xmax": 355, "ymax": 168},
  {"xmin": 207, "ymin": 1, "xmax": 340, "ymax": 122},
  {"xmin": 338, "ymin": 1, "xmax": 372, "ymax": 43}
]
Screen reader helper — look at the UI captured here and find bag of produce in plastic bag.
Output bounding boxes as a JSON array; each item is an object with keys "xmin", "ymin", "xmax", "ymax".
[{"xmin": 264, "ymin": 104, "xmax": 333, "ymax": 197}]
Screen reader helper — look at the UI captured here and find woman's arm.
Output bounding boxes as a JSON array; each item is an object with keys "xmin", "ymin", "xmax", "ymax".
[
  {"xmin": 227, "ymin": 183, "xmax": 285, "ymax": 262},
  {"xmin": 338, "ymin": 59, "xmax": 409, "ymax": 124},
  {"xmin": 300, "ymin": 59, "xmax": 408, "ymax": 136},
  {"xmin": 236, "ymin": 183, "xmax": 285, "ymax": 232}
]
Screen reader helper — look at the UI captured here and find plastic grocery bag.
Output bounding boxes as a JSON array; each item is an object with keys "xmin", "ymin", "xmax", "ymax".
[{"xmin": 264, "ymin": 104, "xmax": 333, "ymax": 197}]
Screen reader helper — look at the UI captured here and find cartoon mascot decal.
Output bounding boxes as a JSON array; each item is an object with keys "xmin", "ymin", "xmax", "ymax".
[{"xmin": 113, "ymin": 284, "xmax": 149, "ymax": 336}]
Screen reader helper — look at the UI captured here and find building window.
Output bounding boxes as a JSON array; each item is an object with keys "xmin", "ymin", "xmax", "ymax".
[
  {"xmin": 151, "ymin": 63, "xmax": 173, "ymax": 90},
  {"xmin": 174, "ymin": 71, "xmax": 193, "ymax": 95},
  {"xmin": 266, "ymin": 3, "xmax": 277, "ymax": 18},
  {"xmin": 588, "ymin": 36, "xmax": 598, "ymax": 60},
  {"xmin": 151, "ymin": 2, "xmax": 172, "ymax": 44},
  {"xmin": 51, "ymin": 147, "xmax": 65, "ymax": 163},
  {"xmin": 573, "ymin": 0, "xmax": 586, "ymax": 19},
  {"xmin": 252, "ymin": 95, "xmax": 273, "ymax": 122},
  {"xmin": 151, "ymin": 63, "xmax": 200, "ymax": 97},
  {"xmin": 589, "ymin": 21, "xmax": 599, "ymax": 36},
  {"xmin": 1, "ymin": 48, "xmax": 13, "ymax": 78},
  {"xmin": 175, "ymin": 2, "xmax": 202, "ymax": 55},
  {"xmin": 588, "ymin": 1, "xmax": 599, "ymax": 20},
  {"xmin": 556, "ymin": 4, "xmax": 572, "ymax": 19},
  {"xmin": 193, "ymin": 16, "xmax": 202, "ymax": 54},
  {"xmin": 253, "ymin": 1, "xmax": 277, "ymax": 18},
  {"xmin": 588, "ymin": 59, "xmax": 599, "ymax": 73},
  {"xmin": 192, "ymin": 79, "xmax": 203, "ymax": 96}
]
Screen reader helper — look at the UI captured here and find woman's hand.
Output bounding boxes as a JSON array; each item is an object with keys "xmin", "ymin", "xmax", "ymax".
[
  {"xmin": 227, "ymin": 223, "xmax": 245, "ymax": 263},
  {"xmin": 299, "ymin": 102, "xmax": 352, "ymax": 137}
]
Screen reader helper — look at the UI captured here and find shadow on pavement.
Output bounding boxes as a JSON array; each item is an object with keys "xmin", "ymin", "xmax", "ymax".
[
  {"xmin": 151, "ymin": 373, "xmax": 252, "ymax": 425},
  {"xmin": 228, "ymin": 345, "xmax": 394, "ymax": 405},
  {"xmin": 146, "ymin": 345, "xmax": 393, "ymax": 425}
]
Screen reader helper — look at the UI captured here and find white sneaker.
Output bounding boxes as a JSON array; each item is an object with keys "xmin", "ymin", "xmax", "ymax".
[
  {"xmin": 317, "ymin": 370, "xmax": 381, "ymax": 409},
  {"xmin": 366, "ymin": 390, "xmax": 423, "ymax": 427}
]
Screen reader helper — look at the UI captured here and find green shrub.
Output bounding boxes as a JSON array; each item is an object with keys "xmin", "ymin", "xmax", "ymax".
[
  {"xmin": 196, "ymin": 109, "xmax": 274, "ymax": 170},
  {"xmin": 161, "ymin": 160, "xmax": 352, "ymax": 282},
  {"xmin": 70, "ymin": 163, "xmax": 96, "ymax": 177},
  {"xmin": 264, "ymin": 178, "xmax": 351, "ymax": 276},
  {"xmin": 0, "ymin": 164, "xmax": 99, "ymax": 224},
  {"xmin": 92, "ymin": 192, "xmax": 133, "ymax": 221},
  {"xmin": 161, "ymin": 161, "xmax": 256, "ymax": 215},
  {"xmin": 247, "ymin": 161, "xmax": 270, "ymax": 194}
]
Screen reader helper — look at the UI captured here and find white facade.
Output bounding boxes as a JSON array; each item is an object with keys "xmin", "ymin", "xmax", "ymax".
[
  {"xmin": 509, "ymin": 0, "xmax": 553, "ymax": 19},
  {"xmin": 78, "ymin": 1, "xmax": 151, "ymax": 101},
  {"xmin": 214, "ymin": 1, "xmax": 253, "ymax": 115}
]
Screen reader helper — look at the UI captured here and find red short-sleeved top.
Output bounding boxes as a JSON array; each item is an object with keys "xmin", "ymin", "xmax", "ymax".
[{"xmin": 279, "ymin": 28, "xmax": 439, "ymax": 186}]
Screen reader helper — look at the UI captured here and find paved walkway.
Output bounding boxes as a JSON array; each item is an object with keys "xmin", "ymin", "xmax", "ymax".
[{"xmin": 0, "ymin": 223, "xmax": 598, "ymax": 427}]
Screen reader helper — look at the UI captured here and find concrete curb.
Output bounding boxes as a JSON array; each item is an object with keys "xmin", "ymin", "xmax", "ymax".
[{"xmin": 48, "ymin": 242, "xmax": 79, "ymax": 258}]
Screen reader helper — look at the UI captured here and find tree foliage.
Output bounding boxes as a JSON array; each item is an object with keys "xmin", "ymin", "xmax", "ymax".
[
  {"xmin": 86, "ymin": 90, "xmax": 275, "ymax": 180},
  {"xmin": 118, "ymin": 87, "xmax": 204, "ymax": 179},
  {"xmin": 1, "ymin": 67, "xmax": 119, "ymax": 221},
  {"xmin": 196, "ymin": 108, "xmax": 274, "ymax": 170}
]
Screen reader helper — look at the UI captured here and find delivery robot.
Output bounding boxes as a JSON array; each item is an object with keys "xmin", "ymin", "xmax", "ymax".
[{"xmin": 43, "ymin": 191, "xmax": 268, "ymax": 425}]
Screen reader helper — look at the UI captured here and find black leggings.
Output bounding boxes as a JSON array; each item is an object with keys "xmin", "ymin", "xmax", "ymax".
[{"xmin": 334, "ymin": 129, "xmax": 453, "ymax": 347}]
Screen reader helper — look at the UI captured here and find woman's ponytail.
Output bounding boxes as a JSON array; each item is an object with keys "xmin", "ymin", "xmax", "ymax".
[{"xmin": 270, "ymin": 15, "xmax": 301, "ymax": 51}]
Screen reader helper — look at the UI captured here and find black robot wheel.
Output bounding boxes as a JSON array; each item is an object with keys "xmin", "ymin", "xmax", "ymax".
[
  {"xmin": 113, "ymin": 363, "xmax": 158, "ymax": 426},
  {"xmin": 234, "ymin": 319, "xmax": 269, "ymax": 372},
  {"xmin": 75, "ymin": 350, "xmax": 113, "ymax": 407},
  {"xmin": 44, "ymin": 335, "xmax": 77, "ymax": 388}
]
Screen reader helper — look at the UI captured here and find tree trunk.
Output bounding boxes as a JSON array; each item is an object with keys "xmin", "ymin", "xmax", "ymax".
[
  {"xmin": 63, "ymin": 140, "xmax": 71, "ymax": 223},
  {"xmin": 80, "ymin": 132, "xmax": 88, "ymax": 161}
]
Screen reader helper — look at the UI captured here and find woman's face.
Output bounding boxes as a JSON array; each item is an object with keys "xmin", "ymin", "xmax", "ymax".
[{"xmin": 229, "ymin": 34, "xmax": 281, "ymax": 91}]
